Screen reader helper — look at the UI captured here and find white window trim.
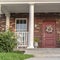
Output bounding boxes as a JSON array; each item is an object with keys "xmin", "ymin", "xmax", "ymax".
[{"xmin": 15, "ymin": 18, "xmax": 27, "ymax": 32}]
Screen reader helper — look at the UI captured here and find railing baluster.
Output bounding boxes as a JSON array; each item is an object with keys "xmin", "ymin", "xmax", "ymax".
[
  {"xmin": 15, "ymin": 32, "xmax": 28, "ymax": 48},
  {"xmin": 25, "ymin": 32, "xmax": 27, "ymax": 44}
]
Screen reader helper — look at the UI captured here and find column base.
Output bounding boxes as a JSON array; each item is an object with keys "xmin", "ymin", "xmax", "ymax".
[{"xmin": 27, "ymin": 46, "xmax": 34, "ymax": 49}]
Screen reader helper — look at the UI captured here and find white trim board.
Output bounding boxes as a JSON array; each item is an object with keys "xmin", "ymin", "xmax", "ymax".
[{"xmin": 1, "ymin": 2, "xmax": 60, "ymax": 4}]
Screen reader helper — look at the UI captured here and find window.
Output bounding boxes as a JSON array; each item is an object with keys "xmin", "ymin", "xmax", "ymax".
[{"xmin": 16, "ymin": 18, "xmax": 27, "ymax": 32}]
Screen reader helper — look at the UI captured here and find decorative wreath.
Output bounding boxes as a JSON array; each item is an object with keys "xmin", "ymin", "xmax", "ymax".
[{"xmin": 45, "ymin": 25, "xmax": 53, "ymax": 33}]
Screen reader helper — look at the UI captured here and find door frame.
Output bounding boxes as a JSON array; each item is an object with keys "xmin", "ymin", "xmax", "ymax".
[{"xmin": 15, "ymin": 18, "xmax": 27, "ymax": 32}]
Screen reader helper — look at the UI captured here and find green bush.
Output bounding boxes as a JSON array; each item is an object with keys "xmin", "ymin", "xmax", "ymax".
[{"xmin": 0, "ymin": 30, "xmax": 17, "ymax": 52}]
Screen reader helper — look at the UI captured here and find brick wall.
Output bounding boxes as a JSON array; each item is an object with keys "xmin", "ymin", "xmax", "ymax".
[
  {"xmin": 10, "ymin": 13, "xmax": 60, "ymax": 48},
  {"xmin": 0, "ymin": 14, "xmax": 6, "ymax": 32},
  {"xmin": 0, "ymin": 13, "xmax": 60, "ymax": 47},
  {"xmin": 10, "ymin": 18, "xmax": 15, "ymax": 32},
  {"xmin": 56, "ymin": 19, "xmax": 60, "ymax": 47}
]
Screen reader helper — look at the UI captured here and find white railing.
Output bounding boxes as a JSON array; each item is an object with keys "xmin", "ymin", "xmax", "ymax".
[{"xmin": 15, "ymin": 32, "xmax": 28, "ymax": 48}]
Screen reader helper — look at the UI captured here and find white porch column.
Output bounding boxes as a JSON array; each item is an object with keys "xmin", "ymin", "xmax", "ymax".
[
  {"xmin": 0, "ymin": 4, "xmax": 2, "ymax": 14},
  {"xmin": 5, "ymin": 13, "xmax": 10, "ymax": 31},
  {"xmin": 27, "ymin": 4, "xmax": 34, "ymax": 48}
]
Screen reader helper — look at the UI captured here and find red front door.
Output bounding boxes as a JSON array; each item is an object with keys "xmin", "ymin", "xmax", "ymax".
[{"xmin": 42, "ymin": 21, "xmax": 56, "ymax": 48}]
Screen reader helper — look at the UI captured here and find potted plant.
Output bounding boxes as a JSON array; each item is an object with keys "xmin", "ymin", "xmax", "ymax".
[
  {"xmin": 57, "ymin": 38, "xmax": 60, "ymax": 47},
  {"xmin": 34, "ymin": 37, "xmax": 39, "ymax": 48}
]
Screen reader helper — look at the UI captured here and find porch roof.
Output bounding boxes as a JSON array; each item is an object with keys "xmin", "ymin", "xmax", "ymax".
[{"xmin": 1, "ymin": 3, "xmax": 60, "ymax": 13}]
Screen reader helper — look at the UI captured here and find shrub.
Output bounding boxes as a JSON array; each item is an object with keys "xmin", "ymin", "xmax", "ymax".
[{"xmin": 0, "ymin": 30, "xmax": 17, "ymax": 52}]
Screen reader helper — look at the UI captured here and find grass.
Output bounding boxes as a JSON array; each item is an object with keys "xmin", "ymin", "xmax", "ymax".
[{"xmin": 0, "ymin": 52, "xmax": 33, "ymax": 60}]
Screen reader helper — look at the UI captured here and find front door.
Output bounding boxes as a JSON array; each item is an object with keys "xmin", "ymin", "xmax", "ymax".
[{"xmin": 42, "ymin": 21, "xmax": 56, "ymax": 48}]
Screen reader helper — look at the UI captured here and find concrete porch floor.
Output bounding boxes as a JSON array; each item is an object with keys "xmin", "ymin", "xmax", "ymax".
[
  {"xmin": 25, "ymin": 48, "xmax": 60, "ymax": 57},
  {"xmin": 26, "ymin": 57, "xmax": 60, "ymax": 60},
  {"xmin": 25, "ymin": 48, "xmax": 60, "ymax": 60}
]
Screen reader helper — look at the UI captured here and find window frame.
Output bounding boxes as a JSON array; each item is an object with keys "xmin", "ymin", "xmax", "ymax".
[{"xmin": 15, "ymin": 18, "xmax": 27, "ymax": 32}]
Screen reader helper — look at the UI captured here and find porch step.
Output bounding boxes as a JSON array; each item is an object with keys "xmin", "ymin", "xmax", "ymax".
[{"xmin": 25, "ymin": 48, "xmax": 60, "ymax": 57}]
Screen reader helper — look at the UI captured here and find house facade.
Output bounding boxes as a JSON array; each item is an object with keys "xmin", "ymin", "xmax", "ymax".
[{"xmin": 0, "ymin": 0, "xmax": 60, "ymax": 48}]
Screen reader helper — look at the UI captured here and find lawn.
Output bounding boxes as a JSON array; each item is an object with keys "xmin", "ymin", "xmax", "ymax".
[{"xmin": 0, "ymin": 52, "xmax": 33, "ymax": 60}]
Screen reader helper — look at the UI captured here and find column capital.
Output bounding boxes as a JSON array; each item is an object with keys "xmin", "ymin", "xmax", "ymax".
[
  {"xmin": 0, "ymin": 4, "xmax": 3, "ymax": 14},
  {"xmin": 5, "ymin": 13, "xmax": 10, "ymax": 17},
  {"xmin": 29, "ymin": 3, "xmax": 35, "ymax": 5}
]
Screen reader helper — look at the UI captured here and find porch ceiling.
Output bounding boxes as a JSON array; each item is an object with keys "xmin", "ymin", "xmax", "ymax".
[{"xmin": 2, "ymin": 3, "xmax": 60, "ymax": 13}]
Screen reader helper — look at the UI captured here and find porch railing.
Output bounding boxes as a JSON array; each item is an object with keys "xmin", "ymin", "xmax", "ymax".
[{"xmin": 15, "ymin": 32, "xmax": 28, "ymax": 48}]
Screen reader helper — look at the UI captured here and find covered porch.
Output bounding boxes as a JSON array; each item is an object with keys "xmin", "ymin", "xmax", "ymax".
[{"xmin": 0, "ymin": 3, "xmax": 60, "ymax": 48}]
